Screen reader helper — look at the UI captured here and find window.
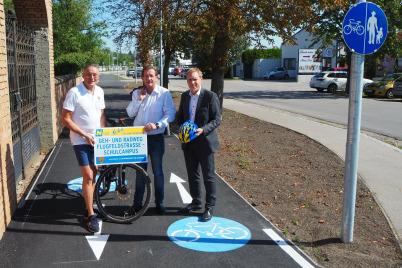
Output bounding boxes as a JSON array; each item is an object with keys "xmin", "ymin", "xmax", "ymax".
[{"xmin": 283, "ymin": 58, "xmax": 296, "ymax": 71}]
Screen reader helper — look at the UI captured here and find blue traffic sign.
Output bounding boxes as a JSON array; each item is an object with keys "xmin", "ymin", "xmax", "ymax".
[{"xmin": 342, "ymin": 2, "xmax": 388, "ymax": 55}]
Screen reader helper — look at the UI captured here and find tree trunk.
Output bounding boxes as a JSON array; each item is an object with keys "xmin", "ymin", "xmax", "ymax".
[
  {"xmin": 163, "ymin": 48, "xmax": 172, "ymax": 89},
  {"xmin": 210, "ymin": 31, "xmax": 229, "ymax": 109},
  {"xmin": 211, "ymin": 70, "xmax": 225, "ymax": 109}
]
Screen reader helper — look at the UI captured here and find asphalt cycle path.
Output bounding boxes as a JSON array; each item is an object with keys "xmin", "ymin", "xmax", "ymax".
[
  {"xmin": 168, "ymin": 76, "xmax": 402, "ymax": 140},
  {"xmin": 0, "ymin": 74, "xmax": 318, "ymax": 267}
]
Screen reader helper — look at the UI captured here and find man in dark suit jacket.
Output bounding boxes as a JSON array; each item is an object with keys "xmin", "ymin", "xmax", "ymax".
[{"xmin": 177, "ymin": 68, "xmax": 221, "ymax": 222}]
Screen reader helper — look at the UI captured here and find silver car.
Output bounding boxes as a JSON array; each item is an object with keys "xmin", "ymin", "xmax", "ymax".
[
  {"xmin": 392, "ymin": 76, "xmax": 402, "ymax": 98},
  {"xmin": 310, "ymin": 71, "xmax": 372, "ymax": 93},
  {"xmin": 126, "ymin": 68, "xmax": 135, "ymax": 77},
  {"xmin": 263, "ymin": 67, "xmax": 289, "ymax": 80}
]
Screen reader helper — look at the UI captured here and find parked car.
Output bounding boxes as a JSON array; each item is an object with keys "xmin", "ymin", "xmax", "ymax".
[
  {"xmin": 263, "ymin": 67, "xmax": 289, "ymax": 80},
  {"xmin": 363, "ymin": 73, "xmax": 402, "ymax": 99},
  {"xmin": 392, "ymin": 76, "xmax": 402, "ymax": 98},
  {"xmin": 328, "ymin": 67, "xmax": 348, "ymax": 72},
  {"xmin": 173, "ymin": 68, "xmax": 182, "ymax": 76},
  {"xmin": 126, "ymin": 68, "xmax": 135, "ymax": 77},
  {"xmin": 168, "ymin": 67, "xmax": 174, "ymax": 75},
  {"xmin": 180, "ymin": 68, "xmax": 189, "ymax": 78},
  {"xmin": 310, "ymin": 71, "xmax": 373, "ymax": 93}
]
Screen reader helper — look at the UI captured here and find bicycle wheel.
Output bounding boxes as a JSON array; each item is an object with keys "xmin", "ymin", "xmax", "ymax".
[
  {"xmin": 170, "ymin": 229, "xmax": 200, "ymax": 242},
  {"xmin": 219, "ymin": 227, "xmax": 249, "ymax": 240},
  {"xmin": 356, "ymin": 25, "xmax": 364, "ymax": 35},
  {"xmin": 95, "ymin": 164, "xmax": 152, "ymax": 223},
  {"xmin": 343, "ymin": 25, "xmax": 352, "ymax": 35}
]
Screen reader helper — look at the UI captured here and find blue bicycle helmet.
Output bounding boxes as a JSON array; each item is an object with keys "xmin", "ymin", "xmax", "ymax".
[{"xmin": 179, "ymin": 121, "xmax": 198, "ymax": 143}]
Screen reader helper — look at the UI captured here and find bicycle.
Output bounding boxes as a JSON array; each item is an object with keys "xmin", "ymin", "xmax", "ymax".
[
  {"xmin": 94, "ymin": 118, "xmax": 152, "ymax": 223},
  {"xmin": 343, "ymin": 19, "xmax": 365, "ymax": 35},
  {"xmin": 170, "ymin": 221, "xmax": 249, "ymax": 242}
]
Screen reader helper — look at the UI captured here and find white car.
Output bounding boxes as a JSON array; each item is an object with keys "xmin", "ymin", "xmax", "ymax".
[
  {"xmin": 263, "ymin": 67, "xmax": 289, "ymax": 80},
  {"xmin": 310, "ymin": 71, "xmax": 372, "ymax": 93}
]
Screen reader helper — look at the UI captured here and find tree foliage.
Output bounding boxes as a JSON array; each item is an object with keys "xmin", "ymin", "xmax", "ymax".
[
  {"xmin": 104, "ymin": 0, "xmax": 349, "ymax": 105},
  {"xmin": 4, "ymin": 0, "xmax": 14, "ymax": 11},
  {"xmin": 53, "ymin": 0, "xmax": 108, "ymax": 74},
  {"xmin": 242, "ymin": 48, "xmax": 281, "ymax": 65},
  {"xmin": 102, "ymin": 0, "xmax": 197, "ymax": 88}
]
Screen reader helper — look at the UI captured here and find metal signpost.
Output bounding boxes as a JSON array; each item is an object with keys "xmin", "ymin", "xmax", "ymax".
[{"xmin": 341, "ymin": 1, "xmax": 387, "ymax": 243}]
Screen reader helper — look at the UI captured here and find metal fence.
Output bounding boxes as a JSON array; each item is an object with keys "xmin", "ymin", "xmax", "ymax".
[{"xmin": 6, "ymin": 12, "xmax": 37, "ymax": 143}]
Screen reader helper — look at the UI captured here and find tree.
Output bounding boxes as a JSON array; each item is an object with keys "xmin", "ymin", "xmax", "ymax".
[
  {"xmin": 102, "ymin": 0, "xmax": 197, "ymax": 88},
  {"xmin": 104, "ymin": 0, "xmax": 347, "ymax": 105},
  {"xmin": 53, "ymin": 0, "xmax": 108, "ymax": 74},
  {"xmin": 4, "ymin": 0, "xmax": 14, "ymax": 11},
  {"xmin": 185, "ymin": 0, "xmax": 347, "ymax": 107}
]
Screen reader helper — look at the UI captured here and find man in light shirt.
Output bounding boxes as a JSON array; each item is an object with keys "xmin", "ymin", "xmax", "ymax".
[
  {"xmin": 61, "ymin": 63, "xmax": 106, "ymax": 232},
  {"xmin": 126, "ymin": 66, "xmax": 176, "ymax": 215}
]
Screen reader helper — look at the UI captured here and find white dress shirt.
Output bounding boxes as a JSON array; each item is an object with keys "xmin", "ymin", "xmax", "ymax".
[
  {"xmin": 189, "ymin": 88, "xmax": 201, "ymax": 123},
  {"xmin": 126, "ymin": 85, "xmax": 176, "ymax": 135}
]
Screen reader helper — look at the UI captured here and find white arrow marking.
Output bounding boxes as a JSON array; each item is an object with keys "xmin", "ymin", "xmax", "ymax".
[
  {"xmin": 170, "ymin": 173, "xmax": 192, "ymax": 204},
  {"xmin": 86, "ymin": 220, "xmax": 110, "ymax": 260},
  {"xmin": 263, "ymin": 229, "xmax": 314, "ymax": 268}
]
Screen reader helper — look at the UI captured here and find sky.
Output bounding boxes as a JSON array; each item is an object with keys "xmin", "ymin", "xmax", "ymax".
[
  {"xmin": 103, "ymin": 35, "xmax": 283, "ymax": 54},
  {"xmin": 97, "ymin": 3, "xmax": 283, "ymax": 54}
]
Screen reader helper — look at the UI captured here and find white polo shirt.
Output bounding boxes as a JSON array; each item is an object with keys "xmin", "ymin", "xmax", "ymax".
[{"xmin": 63, "ymin": 82, "xmax": 105, "ymax": 145}]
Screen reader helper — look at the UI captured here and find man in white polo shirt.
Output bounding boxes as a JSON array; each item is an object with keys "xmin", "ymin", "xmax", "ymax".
[{"xmin": 61, "ymin": 63, "xmax": 106, "ymax": 233}]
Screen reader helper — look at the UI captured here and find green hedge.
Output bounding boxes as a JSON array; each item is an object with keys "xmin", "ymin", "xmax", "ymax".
[
  {"xmin": 54, "ymin": 52, "xmax": 93, "ymax": 76},
  {"xmin": 241, "ymin": 48, "xmax": 281, "ymax": 65}
]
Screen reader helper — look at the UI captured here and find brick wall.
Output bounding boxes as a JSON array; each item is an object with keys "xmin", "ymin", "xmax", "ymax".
[{"xmin": 0, "ymin": 1, "xmax": 17, "ymax": 240}]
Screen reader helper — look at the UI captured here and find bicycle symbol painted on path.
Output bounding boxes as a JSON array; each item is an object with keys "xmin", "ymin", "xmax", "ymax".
[
  {"xmin": 167, "ymin": 217, "xmax": 251, "ymax": 252},
  {"xmin": 170, "ymin": 221, "xmax": 249, "ymax": 242},
  {"xmin": 343, "ymin": 19, "xmax": 365, "ymax": 35}
]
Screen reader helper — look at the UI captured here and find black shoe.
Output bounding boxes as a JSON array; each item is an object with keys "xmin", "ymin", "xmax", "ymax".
[
  {"xmin": 201, "ymin": 208, "xmax": 213, "ymax": 222},
  {"xmin": 156, "ymin": 204, "xmax": 167, "ymax": 215},
  {"xmin": 124, "ymin": 204, "xmax": 142, "ymax": 216},
  {"xmin": 178, "ymin": 203, "xmax": 203, "ymax": 214},
  {"xmin": 84, "ymin": 208, "xmax": 103, "ymax": 219}
]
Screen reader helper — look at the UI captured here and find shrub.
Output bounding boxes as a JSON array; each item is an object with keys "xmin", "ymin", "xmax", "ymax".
[{"xmin": 54, "ymin": 52, "xmax": 92, "ymax": 76}]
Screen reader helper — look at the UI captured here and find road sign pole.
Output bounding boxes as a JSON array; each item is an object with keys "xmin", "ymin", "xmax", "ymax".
[
  {"xmin": 341, "ymin": 0, "xmax": 367, "ymax": 244},
  {"xmin": 340, "ymin": 0, "xmax": 390, "ymax": 244},
  {"xmin": 341, "ymin": 51, "xmax": 364, "ymax": 243}
]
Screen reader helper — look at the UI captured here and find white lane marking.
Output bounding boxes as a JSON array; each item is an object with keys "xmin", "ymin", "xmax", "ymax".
[
  {"xmin": 263, "ymin": 228, "xmax": 315, "ymax": 268},
  {"xmin": 22, "ymin": 143, "xmax": 61, "ymax": 227},
  {"xmin": 86, "ymin": 220, "xmax": 109, "ymax": 260},
  {"xmin": 170, "ymin": 173, "xmax": 192, "ymax": 204}
]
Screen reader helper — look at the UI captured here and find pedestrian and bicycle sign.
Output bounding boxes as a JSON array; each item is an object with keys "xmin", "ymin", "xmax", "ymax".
[{"xmin": 342, "ymin": 2, "xmax": 388, "ymax": 55}]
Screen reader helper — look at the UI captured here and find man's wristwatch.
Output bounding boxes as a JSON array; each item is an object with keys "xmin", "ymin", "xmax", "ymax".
[{"xmin": 155, "ymin": 122, "xmax": 160, "ymax": 129}]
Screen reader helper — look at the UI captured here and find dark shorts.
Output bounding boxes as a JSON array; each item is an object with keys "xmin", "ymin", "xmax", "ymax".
[{"xmin": 73, "ymin": 145, "xmax": 95, "ymax": 166}]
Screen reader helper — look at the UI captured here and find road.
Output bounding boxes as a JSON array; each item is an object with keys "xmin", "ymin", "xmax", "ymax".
[
  {"xmin": 167, "ymin": 76, "xmax": 402, "ymax": 140},
  {"xmin": 0, "ymin": 73, "xmax": 319, "ymax": 267}
]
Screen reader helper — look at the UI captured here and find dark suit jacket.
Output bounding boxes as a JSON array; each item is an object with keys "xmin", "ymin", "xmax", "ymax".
[{"xmin": 177, "ymin": 88, "xmax": 221, "ymax": 155}]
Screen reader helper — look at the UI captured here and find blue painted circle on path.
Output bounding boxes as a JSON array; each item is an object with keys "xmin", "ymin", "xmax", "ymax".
[
  {"xmin": 67, "ymin": 176, "xmax": 117, "ymax": 193},
  {"xmin": 167, "ymin": 217, "xmax": 251, "ymax": 252}
]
